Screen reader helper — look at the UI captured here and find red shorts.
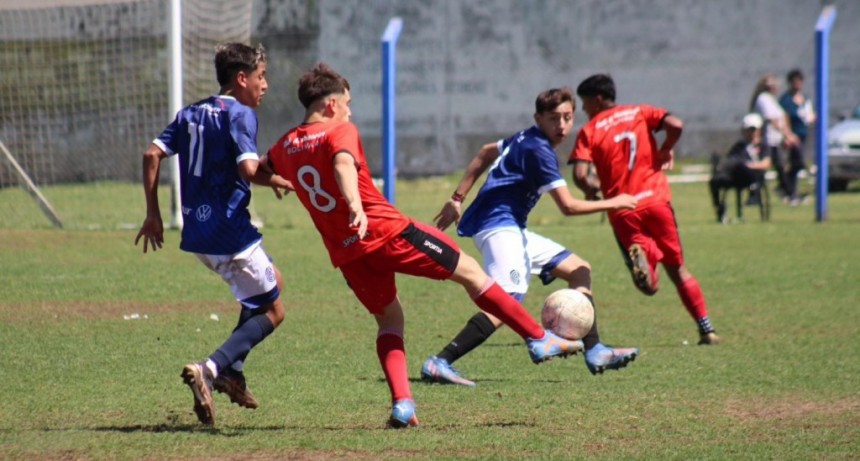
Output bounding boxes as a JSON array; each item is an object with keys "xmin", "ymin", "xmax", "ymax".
[
  {"xmin": 610, "ymin": 202, "xmax": 685, "ymax": 272},
  {"xmin": 339, "ymin": 221, "xmax": 461, "ymax": 315}
]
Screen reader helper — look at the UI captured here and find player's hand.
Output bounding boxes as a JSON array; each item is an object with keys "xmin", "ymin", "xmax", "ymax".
[
  {"xmin": 659, "ymin": 149, "xmax": 675, "ymax": 171},
  {"xmin": 135, "ymin": 214, "xmax": 164, "ymax": 253},
  {"xmin": 612, "ymin": 193, "xmax": 638, "ymax": 210},
  {"xmin": 433, "ymin": 200, "xmax": 462, "ymax": 231},
  {"xmin": 783, "ymin": 132, "xmax": 800, "ymax": 148},
  {"xmin": 270, "ymin": 178, "xmax": 295, "ymax": 200},
  {"xmin": 349, "ymin": 207, "xmax": 368, "ymax": 239}
]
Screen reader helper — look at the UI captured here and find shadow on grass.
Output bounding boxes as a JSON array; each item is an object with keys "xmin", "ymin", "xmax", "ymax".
[{"xmin": 89, "ymin": 423, "xmax": 288, "ymax": 435}]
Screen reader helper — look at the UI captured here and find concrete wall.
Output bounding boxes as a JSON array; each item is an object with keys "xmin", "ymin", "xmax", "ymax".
[{"xmin": 251, "ymin": 0, "xmax": 860, "ymax": 176}]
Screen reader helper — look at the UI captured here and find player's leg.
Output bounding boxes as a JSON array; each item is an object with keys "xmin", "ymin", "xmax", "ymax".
[
  {"xmin": 422, "ymin": 227, "xmax": 528, "ymax": 386},
  {"xmin": 211, "ymin": 263, "xmax": 285, "ymax": 409},
  {"xmin": 645, "ymin": 204, "xmax": 720, "ymax": 345},
  {"xmin": 391, "ymin": 221, "xmax": 582, "ymax": 364},
  {"xmin": 610, "ymin": 212, "xmax": 660, "ymax": 295},
  {"xmin": 530, "ymin": 232, "xmax": 638, "ymax": 374},
  {"xmin": 373, "ymin": 298, "xmax": 419, "ymax": 428},
  {"xmin": 340, "ymin": 256, "xmax": 417, "ymax": 428},
  {"xmin": 183, "ymin": 242, "xmax": 284, "ymax": 423},
  {"xmin": 448, "ymin": 252, "xmax": 583, "ymax": 363}
]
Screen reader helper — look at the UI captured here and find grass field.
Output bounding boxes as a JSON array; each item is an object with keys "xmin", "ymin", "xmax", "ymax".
[{"xmin": 1, "ymin": 176, "xmax": 858, "ymax": 460}]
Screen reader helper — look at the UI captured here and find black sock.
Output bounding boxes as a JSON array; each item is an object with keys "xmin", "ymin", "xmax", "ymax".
[
  {"xmin": 437, "ymin": 312, "xmax": 498, "ymax": 364},
  {"xmin": 581, "ymin": 293, "xmax": 601, "ymax": 351},
  {"xmin": 696, "ymin": 316, "xmax": 715, "ymax": 335},
  {"xmin": 210, "ymin": 313, "xmax": 275, "ymax": 372}
]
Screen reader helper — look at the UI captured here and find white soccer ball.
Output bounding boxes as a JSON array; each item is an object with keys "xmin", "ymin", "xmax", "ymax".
[{"xmin": 540, "ymin": 288, "xmax": 594, "ymax": 340}]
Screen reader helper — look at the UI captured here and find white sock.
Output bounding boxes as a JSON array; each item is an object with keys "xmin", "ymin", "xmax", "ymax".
[{"xmin": 205, "ymin": 359, "xmax": 218, "ymax": 378}]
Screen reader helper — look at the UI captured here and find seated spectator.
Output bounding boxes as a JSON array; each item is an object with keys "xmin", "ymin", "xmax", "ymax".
[{"xmin": 709, "ymin": 113, "xmax": 771, "ymax": 221}]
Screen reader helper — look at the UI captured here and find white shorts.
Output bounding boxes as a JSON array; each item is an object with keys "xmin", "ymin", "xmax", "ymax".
[
  {"xmin": 472, "ymin": 226, "xmax": 572, "ymax": 297},
  {"xmin": 195, "ymin": 239, "xmax": 279, "ymax": 309}
]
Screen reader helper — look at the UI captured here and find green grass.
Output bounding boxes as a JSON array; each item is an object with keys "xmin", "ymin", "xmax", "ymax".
[{"xmin": 1, "ymin": 176, "xmax": 858, "ymax": 460}]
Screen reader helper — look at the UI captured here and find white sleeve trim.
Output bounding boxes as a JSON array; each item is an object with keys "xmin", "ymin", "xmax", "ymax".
[
  {"xmin": 153, "ymin": 139, "xmax": 174, "ymax": 156},
  {"xmin": 236, "ymin": 152, "xmax": 259, "ymax": 164},
  {"xmin": 537, "ymin": 178, "xmax": 567, "ymax": 195}
]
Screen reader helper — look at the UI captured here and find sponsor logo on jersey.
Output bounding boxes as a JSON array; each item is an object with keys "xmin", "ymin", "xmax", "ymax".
[
  {"xmin": 196, "ymin": 204, "xmax": 212, "ymax": 222},
  {"xmin": 595, "ymin": 106, "xmax": 641, "ymax": 131},
  {"xmin": 181, "ymin": 206, "xmax": 192, "ymax": 215},
  {"xmin": 423, "ymin": 240, "xmax": 443, "ymax": 254},
  {"xmin": 285, "ymin": 131, "xmax": 326, "ymax": 154}
]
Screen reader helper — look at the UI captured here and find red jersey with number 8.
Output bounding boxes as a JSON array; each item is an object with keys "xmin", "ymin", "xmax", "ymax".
[
  {"xmin": 569, "ymin": 104, "xmax": 672, "ymax": 215},
  {"xmin": 268, "ymin": 120, "xmax": 409, "ymax": 267}
]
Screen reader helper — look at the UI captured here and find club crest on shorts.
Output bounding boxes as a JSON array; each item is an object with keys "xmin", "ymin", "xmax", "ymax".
[
  {"xmin": 509, "ymin": 269, "xmax": 521, "ymax": 285},
  {"xmin": 265, "ymin": 266, "xmax": 275, "ymax": 283}
]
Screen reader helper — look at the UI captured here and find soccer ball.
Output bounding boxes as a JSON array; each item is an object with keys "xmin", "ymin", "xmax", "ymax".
[{"xmin": 540, "ymin": 289, "xmax": 594, "ymax": 340}]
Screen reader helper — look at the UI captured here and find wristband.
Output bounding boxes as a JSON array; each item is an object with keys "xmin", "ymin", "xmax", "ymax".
[{"xmin": 451, "ymin": 192, "xmax": 465, "ymax": 203}]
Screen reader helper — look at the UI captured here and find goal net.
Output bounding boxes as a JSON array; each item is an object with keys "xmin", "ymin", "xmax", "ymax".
[{"xmin": 0, "ymin": 0, "xmax": 252, "ymax": 230}]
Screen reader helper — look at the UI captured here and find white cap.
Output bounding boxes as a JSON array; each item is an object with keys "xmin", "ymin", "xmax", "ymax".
[{"xmin": 742, "ymin": 113, "xmax": 763, "ymax": 130}]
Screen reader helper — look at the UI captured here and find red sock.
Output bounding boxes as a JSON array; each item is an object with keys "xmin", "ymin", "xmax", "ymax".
[
  {"xmin": 676, "ymin": 277, "xmax": 708, "ymax": 320},
  {"xmin": 472, "ymin": 281, "xmax": 544, "ymax": 340},
  {"xmin": 376, "ymin": 332, "xmax": 411, "ymax": 402}
]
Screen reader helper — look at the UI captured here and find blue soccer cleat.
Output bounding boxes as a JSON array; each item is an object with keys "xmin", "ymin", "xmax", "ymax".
[
  {"xmin": 527, "ymin": 330, "xmax": 584, "ymax": 364},
  {"xmin": 387, "ymin": 398, "xmax": 419, "ymax": 429},
  {"xmin": 585, "ymin": 343, "xmax": 639, "ymax": 375},
  {"xmin": 420, "ymin": 356, "xmax": 476, "ymax": 387}
]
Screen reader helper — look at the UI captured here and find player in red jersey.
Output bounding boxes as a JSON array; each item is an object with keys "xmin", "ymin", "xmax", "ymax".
[
  {"xmin": 568, "ymin": 74, "xmax": 720, "ymax": 346},
  {"xmin": 265, "ymin": 63, "xmax": 583, "ymax": 428}
]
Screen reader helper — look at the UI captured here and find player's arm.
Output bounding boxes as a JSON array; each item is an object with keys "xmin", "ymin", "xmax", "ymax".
[
  {"xmin": 571, "ymin": 160, "xmax": 601, "ymax": 200},
  {"xmin": 333, "ymin": 151, "xmax": 368, "ymax": 238},
  {"xmin": 656, "ymin": 114, "xmax": 683, "ymax": 167},
  {"xmin": 135, "ymin": 143, "xmax": 167, "ymax": 253},
  {"xmin": 246, "ymin": 154, "xmax": 295, "ymax": 199},
  {"xmin": 548, "ymin": 185, "xmax": 637, "ymax": 216},
  {"xmin": 433, "ymin": 142, "xmax": 500, "ymax": 230}
]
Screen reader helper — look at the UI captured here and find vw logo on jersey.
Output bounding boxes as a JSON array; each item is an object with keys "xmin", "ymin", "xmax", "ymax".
[
  {"xmin": 509, "ymin": 269, "xmax": 521, "ymax": 285},
  {"xmin": 196, "ymin": 204, "xmax": 212, "ymax": 222},
  {"xmin": 265, "ymin": 266, "xmax": 275, "ymax": 283}
]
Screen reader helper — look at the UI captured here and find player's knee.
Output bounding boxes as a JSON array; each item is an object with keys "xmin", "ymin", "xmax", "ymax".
[{"xmin": 265, "ymin": 300, "xmax": 285, "ymax": 327}]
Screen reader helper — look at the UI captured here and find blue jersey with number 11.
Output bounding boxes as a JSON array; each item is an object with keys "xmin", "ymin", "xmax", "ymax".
[
  {"xmin": 153, "ymin": 95, "xmax": 261, "ymax": 255},
  {"xmin": 457, "ymin": 126, "xmax": 566, "ymax": 237}
]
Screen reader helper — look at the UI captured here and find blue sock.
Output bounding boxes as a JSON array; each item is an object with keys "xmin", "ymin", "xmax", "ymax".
[
  {"xmin": 229, "ymin": 306, "xmax": 256, "ymax": 371},
  {"xmin": 209, "ymin": 313, "xmax": 275, "ymax": 372}
]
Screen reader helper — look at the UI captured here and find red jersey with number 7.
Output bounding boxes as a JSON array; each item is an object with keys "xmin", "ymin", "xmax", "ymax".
[
  {"xmin": 569, "ymin": 104, "xmax": 672, "ymax": 215},
  {"xmin": 267, "ymin": 120, "xmax": 409, "ymax": 267}
]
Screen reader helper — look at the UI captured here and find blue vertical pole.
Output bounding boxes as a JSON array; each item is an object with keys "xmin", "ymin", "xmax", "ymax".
[
  {"xmin": 381, "ymin": 18, "xmax": 403, "ymax": 204},
  {"xmin": 814, "ymin": 6, "xmax": 836, "ymax": 222}
]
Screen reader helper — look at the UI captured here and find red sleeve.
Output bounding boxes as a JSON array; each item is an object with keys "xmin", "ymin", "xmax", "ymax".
[
  {"xmin": 327, "ymin": 122, "xmax": 364, "ymax": 164},
  {"xmin": 568, "ymin": 126, "xmax": 593, "ymax": 164},
  {"xmin": 266, "ymin": 136, "xmax": 286, "ymax": 177},
  {"xmin": 640, "ymin": 105, "xmax": 669, "ymax": 132}
]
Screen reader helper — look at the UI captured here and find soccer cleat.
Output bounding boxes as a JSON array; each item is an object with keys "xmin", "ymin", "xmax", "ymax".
[
  {"xmin": 213, "ymin": 368, "xmax": 259, "ymax": 409},
  {"xmin": 628, "ymin": 244, "xmax": 657, "ymax": 295},
  {"xmin": 698, "ymin": 332, "xmax": 721, "ymax": 345},
  {"xmin": 527, "ymin": 330, "xmax": 584, "ymax": 364},
  {"xmin": 420, "ymin": 356, "xmax": 476, "ymax": 387},
  {"xmin": 387, "ymin": 399, "xmax": 419, "ymax": 429},
  {"xmin": 180, "ymin": 362, "xmax": 215, "ymax": 425},
  {"xmin": 585, "ymin": 343, "xmax": 639, "ymax": 375}
]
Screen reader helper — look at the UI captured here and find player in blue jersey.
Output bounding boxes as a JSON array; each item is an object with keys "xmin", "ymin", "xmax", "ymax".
[
  {"xmin": 135, "ymin": 43, "xmax": 292, "ymax": 425},
  {"xmin": 421, "ymin": 87, "xmax": 640, "ymax": 385}
]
